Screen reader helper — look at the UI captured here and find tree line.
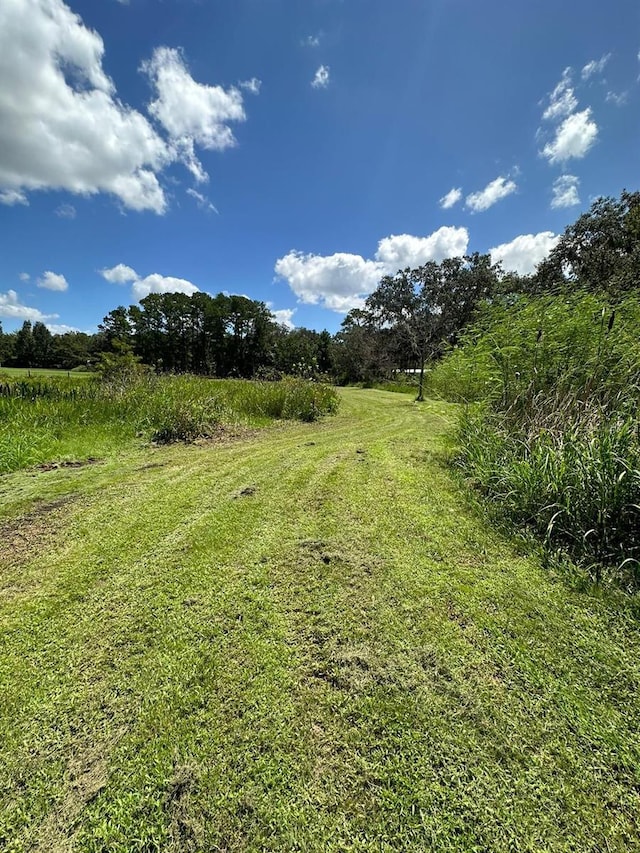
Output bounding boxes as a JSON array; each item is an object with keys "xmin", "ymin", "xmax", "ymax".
[{"xmin": 2, "ymin": 189, "xmax": 637, "ymax": 379}]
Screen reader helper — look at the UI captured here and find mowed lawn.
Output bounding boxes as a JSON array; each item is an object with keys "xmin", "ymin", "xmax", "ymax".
[{"xmin": 1, "ymin": 389, "xmax": 639, "ymax": 852}]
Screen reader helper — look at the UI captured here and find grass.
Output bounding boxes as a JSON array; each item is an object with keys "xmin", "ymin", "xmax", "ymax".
[
  {"xmin": 0, "ymin": 374, "xmax": 339, "ymax": 473},
  {"xmin": 0, "ymin": 367, "xmax": 94, "ymax": 378},
  {"xmin": 1, "ymin": 389, "xmax": 640, "ymax": 851},
  {"xmin": 427, "ymin": 291, "xmax": 640, "ymax": 584}
]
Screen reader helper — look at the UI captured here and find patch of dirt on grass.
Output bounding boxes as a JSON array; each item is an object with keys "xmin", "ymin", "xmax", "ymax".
[
  {"xmin": 0, "ymin": 495, "xmax": 76, "ymax": 569},
  {"xmin": 166, "ymin": 760, "xmax": 203, "ymax": 852},
  {"xmin": 34, "ymin": 740, "xmax": 115, "ymax": 852},
  {"xmin": 35, "ymin": 457, "xmax": 101, "ymax": 472}
]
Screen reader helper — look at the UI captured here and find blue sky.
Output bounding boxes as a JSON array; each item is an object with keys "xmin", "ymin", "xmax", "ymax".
[{"xmin": 0, "ymin": 0, "xmax": 638, "ymax": 334}]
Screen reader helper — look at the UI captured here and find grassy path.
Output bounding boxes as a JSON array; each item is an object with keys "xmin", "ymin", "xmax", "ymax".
[{"xmin": 1, "ymin": 389, "xmax": 639, "ymax": 852}]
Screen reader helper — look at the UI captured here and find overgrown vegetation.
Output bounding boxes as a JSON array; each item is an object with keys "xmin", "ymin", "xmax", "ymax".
[
  {"xmin": 0, "ymin": 373, "xmax": 339, "ymax": 473},
  {"xmin": 428, "ymin": 290, "xmax": 640, "ymax": 586}
]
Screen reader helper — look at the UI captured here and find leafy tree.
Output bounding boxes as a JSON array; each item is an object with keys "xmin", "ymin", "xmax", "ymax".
[
  {"xmin": 13, "ymin": 321, "xmax": 34, "ymax": 367},
  {"xmin": 535, "ymin": 190, "xmax": 640, "ymax": 295},
  {"xmin": 98, "ymin": 306, "xmax": 133, "ymax": 349},
  {"xmin": 32, "ymin": 322, "xmax": 53, "ymax": 368},
  {"xmin": 365, "ymin": 253, "xmax": 500, "ymax": 399}
]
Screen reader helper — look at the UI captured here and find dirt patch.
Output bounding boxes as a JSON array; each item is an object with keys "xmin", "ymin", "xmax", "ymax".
[
  {"xmin": 233, "ymin": 485, "xmax": 257, "ymax": 499},
  {"xmin": 165, "ymin": 761, "xmax": 203, "ymax": 852},
  {"xmin": 0, "ymin": 495, "xmax": 76, "ymax": 567},
  {"xmin": 35, "ymin": 457, "xmax": 101, "ymax": 472},
  {"xmin": 34, "ymin": 740, "xmax": 115, "ymax": 852}
]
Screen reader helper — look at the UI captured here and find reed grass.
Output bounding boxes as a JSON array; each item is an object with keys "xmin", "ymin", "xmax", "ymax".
[
  {"xmin": 0, "ymin": 374, "xmax": 339, "ymax": 473},
  {"xmin": 428, "ymin": 291, "xmax": 640, "ymax": 586}
]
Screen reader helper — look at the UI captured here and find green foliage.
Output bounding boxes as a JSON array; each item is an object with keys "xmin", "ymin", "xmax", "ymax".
[
  {"xmin": 429, "ymin": 290, "xmax": 640, "ymax": 586},
  {"xmin": 0, "ymin": 374, "xmax": 339, "ymax": 473}
]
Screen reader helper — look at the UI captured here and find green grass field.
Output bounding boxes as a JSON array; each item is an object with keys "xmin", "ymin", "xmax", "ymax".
[
  {"xmin": 0, "ymin": 367, "xmax": 94, "ymax": 379},
  {"xmin": 1, "ymin": 389, "xmax": 639, "ymax": 851}
]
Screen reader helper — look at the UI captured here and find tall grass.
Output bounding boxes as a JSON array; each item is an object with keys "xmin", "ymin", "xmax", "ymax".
[
  {"xmin": 428, "ymin": 291, "xmax": 640, "ymax": 587},
  {"xmin": 0, "ymin": 374, "xmax": 339, "ymax": 473}
]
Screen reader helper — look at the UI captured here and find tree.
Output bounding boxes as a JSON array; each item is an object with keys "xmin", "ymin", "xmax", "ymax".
[
  {"xmin": 365, "ymin": 253, "xmax": 500, "ymax": 400},
  {"xmin": 32, "ymin": 322, "xmax": 53, "ymax": 368},
  {"xmin": 535, "ymin": 190, "xmax": 640, "ymax": 295},
  {"xmin": 13, "ymin": 321, "xmax": 34, "ymax": 367}
]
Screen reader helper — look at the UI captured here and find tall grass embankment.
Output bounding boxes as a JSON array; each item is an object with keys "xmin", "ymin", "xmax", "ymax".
[
  {"xmin": 427, "ymin": 290, "xmax": 640, "ymax": 588},
  {"xmin": 0, "ymin": 374, "xmax": 339, "ymax": 473}
]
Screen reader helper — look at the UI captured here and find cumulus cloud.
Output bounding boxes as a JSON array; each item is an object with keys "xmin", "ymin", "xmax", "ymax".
[
  {"xmin": 132, "ymin": 273, "xmax": 199, "ymax": 301},
  {"xmin": 46, "ymin": 323, "xmax": 83, "ymax": 334},
  {"xmin": 465, "ymin": 176, "xmax": 517, "ymax": 212},
  {"xmin": 542, "ymin": 69, "xmax": 578, "ymax": 121},
  {"xmin": 101, "ymin": 263, "xmax": 199, "ymax": 301},
  {"xmin": 270, "ymin": 307, "xmax": 296, "ymax": 329},
  {"xmin": 375, "ymin": 228, "xmax": 469, "ymax": 270},
  {"xmin": 551, "ymin": 175, "xmax": 580, "ymax": 209},
  {"xmin": 490, "ymin": 232, "xmax": 559, "ymax": 276},
  {"xmin": 274, "ymin": 226, "xmax": 470, "ymax": 313},
  {"xmin": 101, "ymin": 263, "xmax": 138, "ymax": 284},
  {"xmin": 142, "ymin": 46, "xmax": 246, "ymax": 183},
  {"xmin": 581, "ymin": 54, "xmax": 610, "ymax": 80},
  {"xmin": 541, "ymin": 109, "xmax": 598, "ymax": 163},
  {"xmin": 311, "ymin": 65, "xmax": 330, "ymax": 89},
  {"xmin": 275, "ymin": 252, "xmax": 381, "ymax": 312},
  {"xmin": 0, "ymin": 290, "xmax": 56, "ymax": 321},
  {"xmin": 303, "ymin": 34, "xmax": 321, "ymax": 47},
  {"xmin": 538, "ymin": 67, "xmax": 599, "ymax": 166},
  {"xmin": 0, "ymin": 1, "xmax": 255, "ymax": 211},
  {"xmin": 439, "ymin": 187, "xmax": 462, "ymax": 209},
  {"xmin": 19, "ymin": 272, "xmax": 30, "ymax": 282},
  {"xmin": 37, "ymin": 271, "xmax": 69, "ymax": 291},
  {"xmin": 0, "ymin": 0, "xmax": 172, "ymax": 212}
]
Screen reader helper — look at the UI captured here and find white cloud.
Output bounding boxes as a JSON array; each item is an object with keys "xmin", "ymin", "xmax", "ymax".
[
  {"xmin": 46, "ymin": 323, "xmax": 82, "ymax": 334},
  {"xmin": 37, "ymin": 271, "xmax": 68, "ymax": 291},
  {"xmin": 542, "ymin": 69, "xmax": 578, "ymax": 121},
  {"xmin": 606, "ymin": 90, "xmax": 627, "ymax": 106},
  {"xmin": 101, "ymin": 263, "xmax": 138, "ymax": 284},
  {"xmin": 0, "ymin": 0, "xmax": 172, "ymax": 213},
  {"xmin": 581, "ymin": 54, "xmax": 611, "ymax": 80},
  {"xmin": 303, "ymin": 35, "xmax": 321, "ymax": 47},
  {"xmin": 0, "ymin": 290, "xmax": 56, "ymax": 321},
  {"xmin": 541, "ymin": 109, "xmax": 598, "ymax": 163},
  {"xmin": 275, "ymin": 251, "xmax": 381, "ymax": 312},
  {"xmin": 55, "ymin": 203, "xmax": 76, "ymax": 219},
  {"xmin": 101, "ymin": 263, "xmax": 199, "ymax": 300},
  {"xmin": 551, "ymin": 175, "xmax": 580, "ymax": 209},
  {"xmin": 271, "ymin": 308, "xmax": 296, "ymax": 329},
  {"xmin": 311, "ymin": 65, "xmax": 330, "ymax": 89},
  {"xmin": 465, "ymin": 176, "xmax": 517, "ymax": 212},
  {"xmin": 0, "ymin": 2, "xmax": 255, "ymax": 212},
  {"xmin": 239, "ymin": 78, "xmax": 262, "ymax": 95},
  {"xmin": 490, "ymin": 232, "xmax": 560, "ymax": 276},
  {"xmin": 186, "ymin": 187, "xmax": 218, "ymax": 213},
  {"xmin": 132, "ymin": 273, "xmax": 199, "ymax": 301},
  {"xmin": 0, "ymin": 189, "xmax": 28, "ymax": 206},
  {"xmin": 275, "ymin": 226, "xmax": 469, "ymax": 313},
  {"xmin": 375, "ymin": 227, "xmax": 469, "ymax": 270},
  {"xmin": 142, "ymin": 46, "xmax": 246, "ymax": 183},
  {"xmin": 439, "ymin": 187, "xmax": 462, "ymax": 209},
  {"xmin": 19, "ymin": 272, "xmax": 30, "ymax": 282}
]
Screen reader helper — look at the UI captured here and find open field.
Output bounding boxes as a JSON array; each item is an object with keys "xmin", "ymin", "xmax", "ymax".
[
  {"xmin": 1, "ymin": 388, "xmax": 639, "ymax": 851},
  {"xmin": 0, "ymin": 367, "xmax": 94, "ymax": 379}
]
